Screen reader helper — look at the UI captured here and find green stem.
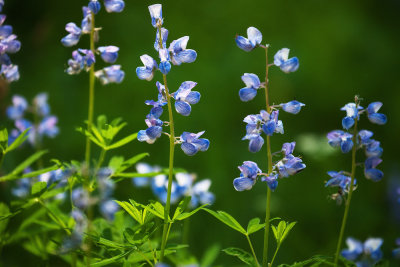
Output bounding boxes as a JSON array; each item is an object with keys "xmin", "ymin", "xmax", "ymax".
[
  {"xmin": 38, "ymin": 199, "xmax": 71, "ymax": 235},
  {"xmin": 246, "ymin": 234, "xmax": 260, "ymax": 266},
  {"xmin": 157, "ymin": 22, "xmax": 176, "ymax": 262},
  {"xmin": 270, "ymin": 243, "xmax": 280, "ymax": 267},
  {"xmin": 334, "ymin": 110, "xmax": 359, "ymax": 266},
  {"xmin": 262, "ymin": 45, "xmax": 273, "ymax": 267},
  {"xmin": 95, "ymin": 149, "xmax": 106, "ymax": 171},
  {"xmin": 85, "ymin": 12, "xmax": 96, "ymax": 167}
]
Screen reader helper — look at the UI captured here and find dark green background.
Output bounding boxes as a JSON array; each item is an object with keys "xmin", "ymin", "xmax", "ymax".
[{"xmin": 1, "ymin": 0, "xmax": 399, "ymax": 265}]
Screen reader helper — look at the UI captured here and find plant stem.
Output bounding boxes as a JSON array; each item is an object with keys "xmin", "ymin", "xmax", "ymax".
[
  {"xmin": 262, "ymin": 45, "xmax": 273, "ymax": 267},
  {"xmin": 334, "ymin": 112, "xmax": 359, "ymax": 266},
  {"xmin": 38, "ymin": 199, "xmax": 71, "ymax": 235},
  {"xmin": 85, "ymin": 12, "xmax": 96, "ymax": 167},
  {"xmin": 270, "ymin": 243, "xmax": 280, "ymax": 267},
  {"xmin": 246, "ymin": 234, "xmax": 260, "ymax": 266}
]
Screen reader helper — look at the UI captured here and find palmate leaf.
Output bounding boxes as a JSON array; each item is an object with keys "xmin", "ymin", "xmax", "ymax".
[
  {"xmin": 105, "ymin": 132, "xmax": 137, "ymax": 150},
  {"xmin": 116, "ymin": 200, "xmax": 145, "ymax": 225},
  {"xmin": 246, "ymin": 217, "xmax": 265, "ymax": 235},
  {"xmin": 5, "ymin": 128, "xmax": 30, "ymax": 153},
  {"xmin": 112, "ymin": 153, "xmax": 149, "ymax": 174},
  {"xmin": 202, "ymin": 208, "xmax": 246, "ymax": 235},
  {"xmin": 222, "ymin": 247, "xmax": 257, "ymax": 266}
]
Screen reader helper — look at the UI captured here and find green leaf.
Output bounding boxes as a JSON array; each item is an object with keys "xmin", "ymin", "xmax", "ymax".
[
  {"xmin": 202, "ymin": 208, "xmax": 246, "ymax": 234},
  {"xmin": 281, "ymin": 221, "xmax": 296, "ymax": 243},
  {"xmin": 105, "ymin": 132, "xmax": 138, "ymax": 150},
  {"xmin": 31, "ymin": 181, "xmax": 47, "ymax": 195},
  {"xmin": 5, "ymin": 128, "xmax": 30, "ymax": 153},
  {"xmin": 222, "ymin": 247, "xmax": 257, "ymax": 266},
  {"xmin": 0, "ymin": 128, "xmax": 8, "ymax": 151},
  {"xmin": 87, "ymin": 234, "xmax": 131, "ymax": 249},
  {"xmin": 272, "ymin": 220, "xmax": 297, "ymax": 245},
  {"xmin": 12, "ymin": 150, "xmax": 48, "ymax": 176},
  {"xmin": 0, "ymin": 202, "xmax": 10, "ymax": 235},
  {"xmin": 91, "ymin": 249, "xmax": 135, "ymax": 267},
  {"xmin": 172, "ymin": 197, "xmax": 191, "ymax": 221},
  {"xmin": 246, "ymin": 217, "xmax": 265, "ymax": 235},
  {"xmin": 175, "ymin": 204, "xmax": 208, "ymax": 221},
  {"xmin": 114, "ymin": 153, "xmax": 149, "ymax": 174},
  {"xmin": 200, "ymin": 243, "xmax": 221, "ymax": 267},
  {"xmin": 116, "ymin": 200, "xmax": 143, "ymax": 225}
]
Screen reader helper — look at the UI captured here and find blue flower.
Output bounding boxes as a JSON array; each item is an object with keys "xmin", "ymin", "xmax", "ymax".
[
  {"xmin": 282, "ymin": 141, "xmax": 296, "ymax": 156},
  {"xmin": 72, "ymin": 188, "xmax": 90, "ymax": 210},
  {"xmin": 95, "ymin": 65, "xmax": 125, "ymax": 84},
  {"xmin": 1, "ymin": 64, "xmax": 19, "ymax": 82},
  {"xmin": 168, "ymin": 36, "xmax": 197, "ymax": 65},
  {"xmin": 98, "ymin": 45, "xmax": 119, "ymax": 63},
  {"xmin": 66, "ymin": 49, "xmax": 95, "ymax": 75},
  {"xmin": 151, "ymin": 173, "xmax": 181, "ymax": 204},
  {"xmin": 239, "ymin": 73, "xmax": 261, "ymax": 102},
  {"xmin": 364, "ymin": 157, "xmax": 383, "ymax": 182},
  {"xmin": 97, "ymin": 167, "xmax": 115, "ymax": 199},
  {"xmin": 132, "ymin": 163, "xmax": 159, "ymax": 187},
  {"xmin": 327, "ymin": 130, "xmax": 353, "ymax": 153},
  {"xmin": 33, "ymin": 93, "xmax": 50, "ymax": 117},
  {"xmin": 175, "ymin": 173, "xmax": 215, "ymax": 208},
  {"xmin": 100, "ymin": 200, "xmax": 119, "ymax": 221},
  {"xmin": 149, "ymin": 4, "xmax": 163, "ymax": 28},
  {"xmin": 38, "ymin": 116, "xmax": 59, "ymax": 138},
  {"xmin": 104, "ymin": 0, "xmax": 125, "ymax": 13},
  {"xmin": 154, "ymin": 27, "xmax": 168, "ymax": 51},
  {"xmin": 235, "ymin": 27, "xmax": 262, "ymax": 52},
  {"xmin": 158, "ymin": 48, "xmax": 171, "ymax": 74},
  {"xmin": 88, "ymin": 0, "xmax": 101, "ymax": 14},
  {"xmin": 180, "ymin": 131, "xmax": 209, "ymax": 156},
  {"xmin": 81, "ymin": 7, "xmax": 93, "ymax": 34},
  {"xmin": 6, "ymin": 95, "xmax": 27, "ymax": 120},
  {"xmin": 274, "ymin": 48, "xmax": 299, "ymax": 73},
  {"xmin": 280, "ymin": 100, "xmax": 305, "ymax": 114},
  {"xmin": 366, "ymin": 102, "xmax": 387, "ymax": 125},
  {"xmin": 341, "ymin": 237, "xmax": 383, "ymax": 266},
  {"xmin": 233, "ymin": 161, "xmax": 261, "ymax": 191},
  {"xmin": 60, "ymin": 209, "xmax": 87, "ymax": 253},
  {"xmin": 261, "ymin": 173, "xmax": 279, "ymax": 191},
  {"xmin": 325, "ymin": 171, "xmax": 355, "ymax": 192},
  {"xmin": 136, "ymin": 54, "xmax": 158, "ymax": 81},
  {"xmin": 340, "ymin": 103, "xmax": 363, "ymax": 130},
  {"xmin": 275, "ymin": 154, "xmax": 306, "ymax": 178},
  {"xmin": 172, "ymin": 81, "xmax": 200, "ymax": 116},
  {"xmin": 12, "ymin": 177, "xmax": 31, "ymax": 198}
]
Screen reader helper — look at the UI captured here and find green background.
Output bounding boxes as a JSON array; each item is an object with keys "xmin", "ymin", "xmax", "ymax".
[{"xmin": 1, "ymin": 0, "xmax": 399, "ymax": 265}]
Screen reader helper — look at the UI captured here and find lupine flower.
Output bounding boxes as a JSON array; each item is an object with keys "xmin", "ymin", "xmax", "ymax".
[
  {"xmin": 168, "ymin": 36, "xmax": 197, "ymax": 65},
  {"xmin": 136, "ymin": 54, "xmax": 158, "ymax": 81},
  {"xmin": 179, "ymin": 131, "xmax": 210, "ymax": 156},
  {"xmin": 100, "ymin": 199, "xmax": 119, "ymax": 220},
  {"xmin": 132, "ymin": 163, "xmax": 156, "ymax": 187},
  {"xmin": 261, "ymin": 173, "xmax": 279, "ymax": 191},
  {"xmin": 273, "ymin": 48, "xmax": 299, "ymax": 73},
  {"xmin": 242, "ymin": 110, "xmax": 283, "ymax": 152},
  {"xmin": 103, "ymin": 0, "xmax": 125, "ymax": 13},
  {"xmin": 61, "ymin": 23, "xmax": 82, "ymax": 47},
  {"xmin": 172, "ymin": 81, "xmax": 201, "ymax": 116},
  {"xmin": 137, "ymin": 107, "xmax": 164, "ymax": 144},
  {"xmin": 158, "ymin": 48, "xmax": 171, "ymax": 74},
  {"xmin": 0, "ymin": 7, "xmax": 21, "ymax": 83},
  {"xmin": 154, "ymin": 27, "xmax": 168, "ymax": 51},
  {"xmin": 72, "ymin": 188, "xmax": 90, "ymax": 210},
  {"xmin": 149, "ymin": 4, "xmax": 163, "ymax": 28},
  {"xmin": 239, "ymin": 73, "xmax": 261, "ymax": 102},
  {"xmin": 175, "ymin": 173, "xmax": 215, "ymax": 208},
  {"xmin": 98, "ymin": 46, "xmax": 119, "ymax": 63},
  {"xmin": 95, "ymin": 65, "xmax": 125, "ymax": 85},
  {"xmin": 233, "ymin": 161, "xmax": 261, "ymax": 191},
  {"xmin": 66, "ymin": 49, "xmax": 95, "ymax": 75},
  {"xmin": 235, "ymin": 26, "xmax": 262, "ymax": 52},
  {"xmin": 366, "ymin": 102, "xmax": 387, "ymax": 125},
  {"xmin": 7, "ymin": 93, "xmax": 59, "ymax": 147},
  {"xmin": 325, "ymin": 171, "xmax": 355, "ymax": 193},
  {"xmin": 341, "ymin": 103, "xmax": 364, "ymax": 130},
  {"xmin": 364, "ymin": 157, "xmax": 383, "ymax": 182},
  {"xmin": 327, "ymin": 130, "xmax": 353, "ymax": 153},
  {"xmin": 60, "ymin": 209, "xmax": 88, "ymax": 253},
  {"xmin": 341, "ymin": 237, "xmax": 383, "ymax": 266},
  {"xmin": 280, "ymin": 100, "xmax": 305, "ymax": 114},
  {"xmin": 88, "ymin": 0, "xmax": 101, "ymax": 14},
  {"xmin": 151, "ymin": 173, "xmax": 180, "ymax": 204},
  {"xmin": 275, "ymin": 154, "xmax": 306, "ymax": 178}
]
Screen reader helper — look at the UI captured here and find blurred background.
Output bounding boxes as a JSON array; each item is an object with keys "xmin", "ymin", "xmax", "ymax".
[{"xmin": 0, "ymin": 0, "xmax": 399, "ymax": 265}]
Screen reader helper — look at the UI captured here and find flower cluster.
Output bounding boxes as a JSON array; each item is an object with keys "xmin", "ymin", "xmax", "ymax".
[
  {"xmin": 0, "ymin": 0, "xmax": 21, "ymax": 83},
  {"xmin": 7, "ymin": 93, "xmax": 59, "ymax": 147},
  {"xmin": 233, "ymin": 142, "xmax": 305, "ymax": 191},
  {"xmin": 393, "ymin": 238, "xmax": 400, "ymax": 259},
  {"xmin": 326, "ymin": 100, "xmax": 386, "ymax": 199},
  {"xmin": 341, "ymin": 237, "xmax": 383, "ymax": 267},
  {"xmin": 61, "ymin": 0, "xmax": 125, "ymax": 84},
  {"xmin": 132, "ymin": 163, "xmax": 215, "ymax": 207},
  {"xmin": 136, "ymin": 4, "xmax": 209, "ymax": 156}
]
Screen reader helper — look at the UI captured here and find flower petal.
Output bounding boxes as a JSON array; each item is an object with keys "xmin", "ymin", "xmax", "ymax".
[
  {"xmin": 247, "ymin": 27, "xmax": 262, "ymax": 46},
  {"xmin": 249, "ymin": 136, "xmax": 264, "ymax": 153},
  {"xmin": 241, "ymin": 73, "xmax": 261, "ymax": 89},
  {"xmin": 175, "ymin": 101, "xmax": 191, "ymax": 116},
  {"xmin": 368, "ymin": 113, "xmax": 387, "ymax": 125},
  {"xmin": 233, "ymin": 177, "xmax": 255, "ymax": 191},
  {"xmin": 181, "ymin": 142, "xmax": 198, "ymax": 156},
  {"xmin": 235, "ymin": 35, "xmax": 253, "ymax": 52},
  {"xmin": 279, "ymin": 57, "xmax": 299, "ymax": 73},
  {"xmin": 274, "ymin": 48, "xmax": 290, "ymax": 66},
  {"xmin": 239, "ymin": 88, "xmax": 257, "ymax": 102}
]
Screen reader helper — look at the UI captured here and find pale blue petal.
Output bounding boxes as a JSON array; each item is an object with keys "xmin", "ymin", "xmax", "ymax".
[
  {"xmin": 364, "ymin": 168, "xmax": 384, "ymax": 181},
  {"xmin": 341, "ymin": 138, "xmax": 353, "ymax": 153},
  {"xmin": 104, "ymin": 0, "xmax": 125, "ymax": 13},
  {"xmin": 181, "ymin": 142, "xmax": 198, "ymax": 156},
  {"xmin": 279, "ymin": 57, "xmax": 299, "ymax": 73},
  {"xmin": 368, "ymin": 113, "xmax": 387, "ymax": 125},
  {"xmin": 146, "ymin": 126, "xmax": 162, "ymax": 139},
  {"xmin": 193, "ymin": 138, "xmax": 209, "ymax": 151},
  {"xmin": 367, "ymin": 102, "xmax": 383, "ymax": 114},
  {"xmin": 175, "ymin": 101, "xmax": 191, "ymax": 116},
  {"xmin": 173, "ymin": 49, "xmax": 197, "ymax": 65},
  {"xmin": 239, "ymin": 88, "xmax": 257, "ymax": 102},
  {"xmin": 136, "ymin": 67, "xmax": 154, "ymax": 81},
  {"xmin": 241, "ymin": 73, "xmax": 261, "ymax": 88},
  {"xmin": 233, "ymin": 177, "xmax": 255, "ymax": 191},
  {"xmin": 274, "ymin": 48, "xmax": 289, "ymax": 66},
  {"xmin": 235, "ymin": 35, "xmax": 254, "ymax": 52},
  {"xmin": 247, "ymin": 27, "xmax": 262, "ymax": 46},
  {"xmin": 249, "ymin": 136, "xmax": 264, "ymax": 153},
  {"xmin": 342, "ymin": 117, "xmax": 355, "ymax": 130},
  {"xmin": 185, "ymin": 91, "xmax": 201, "ymax": 104},
  {"xmin": 159, "ymin": 61, "xmax": 171, "ymax": 75}
]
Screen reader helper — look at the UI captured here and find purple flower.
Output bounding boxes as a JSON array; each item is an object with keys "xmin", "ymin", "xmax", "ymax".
[
  {"xmin": 327, "ymin": 130, "xmax": 353, "ymax": 153},
  {"xmin": 66, "ymin": 49, "xmax": 95, "ymax": 75},
  {"xmin": 235, "ymin": 27, "xmax": 262, "ymax": 52},
  {"xmin": 98, "ymin": 45, "xmax": 119, "ymax": 63},
  {"xmin": 168, "ymin": 36, "xmax": 197, "ymax": 65},
  {"xmin": 233, "ymin": 161, "xmax": 261, "ymax": 191},
  {"xmin": 274, "ymin": 48, "xmax": 299, "ymax": 73},
  {"xmin": 239, "ymin": 73, "xmax": 261, "ymax": 102},
  {"xmin": 172, "ymin": 81, "xmax": 201, "ymax": 116},
  {"xmin": 367, "ymin": 102, "xmax": 387, "ymax": 125},
  {"xmin": 61, "ymin": 22, "xmax": 82, "ymax": 47},
  {"xmin": 95, "ymin": 65, "xmax": 125, "ymax": 85},
  {"xmin": 180, "ymin": 131, "xmax": 210, "ymax": 156}
]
